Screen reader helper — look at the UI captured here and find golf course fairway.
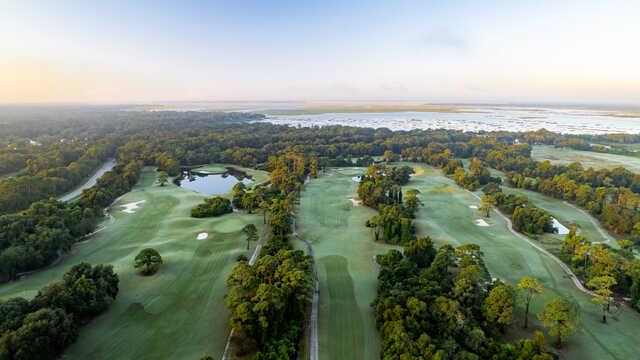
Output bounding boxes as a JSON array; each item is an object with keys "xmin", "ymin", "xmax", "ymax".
[
  {"xmin": 0, "ymin": 167, "xmax": 264, "ymax": 359},
  {"xmin": 533, "ymin": 145, "xmax": 640, "ymax": 173},
  {"xmin": 295, "ymin": 167, "xmax": 398, "ymax": 360},
  {"xmin": 405, "ymin": 162, "xmax": 640, "ymax": 360}
]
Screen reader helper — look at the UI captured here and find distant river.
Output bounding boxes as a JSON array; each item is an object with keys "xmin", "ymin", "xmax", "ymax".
[{"xmin": 257, "ymin": 108, "xmax": 640, "ymax": 134}]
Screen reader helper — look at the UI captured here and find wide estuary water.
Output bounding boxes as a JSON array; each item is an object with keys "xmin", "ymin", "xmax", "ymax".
[{"xmin": 257, "ymin": 107, "xmax": 640, "ymax": 134}]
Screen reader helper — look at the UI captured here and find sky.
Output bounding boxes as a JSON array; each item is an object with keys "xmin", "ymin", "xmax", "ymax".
[{"xmin": 1, "ymin": 0, "xmax": 639, "ymax": 105}]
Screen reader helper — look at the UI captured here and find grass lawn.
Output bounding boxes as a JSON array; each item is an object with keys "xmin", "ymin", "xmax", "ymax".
[
  {"xmin": 294, "ymin": 167, "xmax": 398, "ymax": 360},
  {"xmin": 532, "ymin": 145, "xmax": 640, "ymax": 173},
  {"xmin": 0, "ymin": 167, "xmax": 263, "ymax": 359},
  {"xmin": 403, "ymin": 162, "xmax": 640, "ymax": 360},
  {"xmin": 488, "ymin": 167, "xmax": 621, "ymax": 250},
  {"xmin": 192, "ymin": 164, "xmax": 228, "ymax": 174}
]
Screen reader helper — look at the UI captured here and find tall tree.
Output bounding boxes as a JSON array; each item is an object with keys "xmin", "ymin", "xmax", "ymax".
[
  {"xmin": 587, "ymin": 275, "xmax": 617, "ymax": 323},
  {"xmin": 537, "ymin": 297, "xmax": 579, "ymax": 348},
  {"xmin": 243, "ymin": 224, "xmax": 259, "ymax": 250},
  {"xmin": 158, "ymin": 171, "xmax": 168, "ymax": 187},
  {"xmin": 518, "ymin": 276, "xmax": 543, "ymax": 328},
  {"xmin": 484, "ymin": 282, "xmax": 516, "ymax": 332}
]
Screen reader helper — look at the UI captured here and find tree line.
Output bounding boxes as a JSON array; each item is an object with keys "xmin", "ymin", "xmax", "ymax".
[
  {"xmin": 224, "ymin": 154, "xmax": 315, "ymax": 359},
  {"xmin": 0, "ymin": 263, "xmax": 119, "ymax": 359},
  {"xmin": 373, "ymin": 238, "xmax": 573, "ymax": 358},
  {"xmin": 357, "ymin": 164, "xmax": 420, "ymax": 244}
]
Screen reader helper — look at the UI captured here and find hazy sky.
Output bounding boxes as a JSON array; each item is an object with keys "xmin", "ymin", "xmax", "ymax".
[{"xmin": 1, "ymin": 0, "xmax": 639, "ymax": 104}]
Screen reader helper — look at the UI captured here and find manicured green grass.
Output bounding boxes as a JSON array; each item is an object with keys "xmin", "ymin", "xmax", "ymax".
[
  {"xmin": 0, "ymin": 167, "xmax": 263, "ymax": 359},
  {"xmin": 404, "ymin": 162, "xmax": 640, "ymax": 360},
  {"xmin": 193, "ymin": 164, "xmax": 228, "ymax": 174},
  {"xmin": 295, "ymin": 167, "xmax": 398, "ymax": 360},
  {"xmin": 532, "ymin": 145, "xmax": 640, "ymax": 173},
  {"xmin": 502, "ymin": 186, "xmax": 621, "ymax": 250},
  {"xmin": 488, "ymin": 167, "xmax": 621, "ymax": 250}
]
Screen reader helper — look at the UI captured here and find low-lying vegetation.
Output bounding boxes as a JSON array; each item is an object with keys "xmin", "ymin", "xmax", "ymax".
[{"xmin": 191, "ymin": 196, "xmax": 233, "ymax": 218}]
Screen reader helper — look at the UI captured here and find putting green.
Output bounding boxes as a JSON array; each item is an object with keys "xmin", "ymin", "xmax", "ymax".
[
  {"xmin": 0, "ymin": 167, "xmax": 263, "ymax": 359},
  {"xmin": 294, "ymin": 167, "xmax": 398, "ymax": 360},
  {"xmin": 532, "ymin": 145, "xmax": 640, "ymax": 173},
  {"xmin": 404, "ymin": 162, "xmax": 640, "ymax": 360}
]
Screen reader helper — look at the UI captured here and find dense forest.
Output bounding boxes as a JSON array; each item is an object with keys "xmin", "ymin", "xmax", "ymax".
[{"xmin": 374, "ymin": 239, "xmax": 554, "ymax": 358}]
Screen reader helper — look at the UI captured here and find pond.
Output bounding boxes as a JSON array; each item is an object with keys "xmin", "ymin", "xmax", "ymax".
[{"xmin": 177, "ymin": 169, "xmax": 253, "ymax": 195}]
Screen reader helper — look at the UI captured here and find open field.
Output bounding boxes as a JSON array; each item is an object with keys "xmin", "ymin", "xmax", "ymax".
[
  {"xmin": 294, "ymin": 167, "xmax": 398, "ymax": 360},
  {"xmin": 404, "ymin": 162, "xmax": 640, "ymax": 360},
  {"xmin": 532, "ymin": 145, "xmax": 640, "ymax": 173},
  {"xmin": 0, "ymin": 167, "xmax": 263, "ymax": 359}
]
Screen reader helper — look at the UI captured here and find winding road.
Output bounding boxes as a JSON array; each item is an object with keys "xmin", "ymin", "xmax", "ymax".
[{"xmin": 59, "ymin": 158, "xmax": 116, "ymax": 202}]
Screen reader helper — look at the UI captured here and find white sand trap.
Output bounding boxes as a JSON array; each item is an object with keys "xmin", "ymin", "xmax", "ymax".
[
  {"xmin": 121, "ymin": 200, "xmax": 146, "ymax": 214},
  {"xmin": 475, "ymin": 219, "xmax": 490, "ymax": 227},
  {"xmin": 352, "ymin": 176, "xmax": 362, "ymax": 182},
  {"xmin": 469, "ymin": 205, "xmax": 478, "ymax": 209},
  {"xmin": 197, "ymin": 232, "xmax": 208, "ymax": 240},
  {"xmin": 349, "ymin": 198, "xmax": 363, "ymax": 206},
  {"xmin": 552, "ymin": 218, "xmax": 570, "ymax": 235}
]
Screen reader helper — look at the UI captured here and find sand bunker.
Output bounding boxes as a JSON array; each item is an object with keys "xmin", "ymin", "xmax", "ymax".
[
  {"xmin": 121, "ymin": 200, "xmax": 146, "ymax": 214},
  {"xmin": 552, "ymin": 218, "xmax": 570, "ymax": 235},
  {"xmin": 196, "ymin": 232, "xmax": 208, "ymax": 240},
  {"xmin": 349, "ymin": 198, "xmax": 363, "ymax": 206},
  {"xmin": 475, "ymin": 219, "xmax": 490, "ymax": 227},
  {"xmin": 469, "ymin": 205, "xmax": 478, "ymax": 209}
]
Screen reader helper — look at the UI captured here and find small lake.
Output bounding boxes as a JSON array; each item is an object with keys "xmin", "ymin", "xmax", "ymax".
[{"xmin": 178, "ymin": 170, "xmax": 253, "ymax": 195}]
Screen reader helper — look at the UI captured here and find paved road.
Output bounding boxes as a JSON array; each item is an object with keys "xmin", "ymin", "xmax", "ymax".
[{"xmin": 59, "ymin": 159, "xmax": 116, "ymax": 202}]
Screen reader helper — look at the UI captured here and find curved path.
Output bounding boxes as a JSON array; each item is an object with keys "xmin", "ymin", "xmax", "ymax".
[
  {"xmin": 468, "ymin": 191, "xmax": 599, "ymax": 298},
  {"xmin": 59, "ymin": 158, "xmax": 116, "ymax": 202},
  {"xmin": 562, "ymin": 201, "xmax": 614, "ymax": 245}
]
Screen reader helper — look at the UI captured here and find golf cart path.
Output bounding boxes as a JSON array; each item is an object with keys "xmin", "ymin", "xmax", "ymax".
[
  {"xmin": 292, "ymin": 214, "xmax": 319, "ymax": 360},
  {"xmin": 467, "ymin": 191, "xmax": 599, "ymax": 298},
  {"xmin": 562, "ymin": 201, "xmax": 614, "ymax": 244}
]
